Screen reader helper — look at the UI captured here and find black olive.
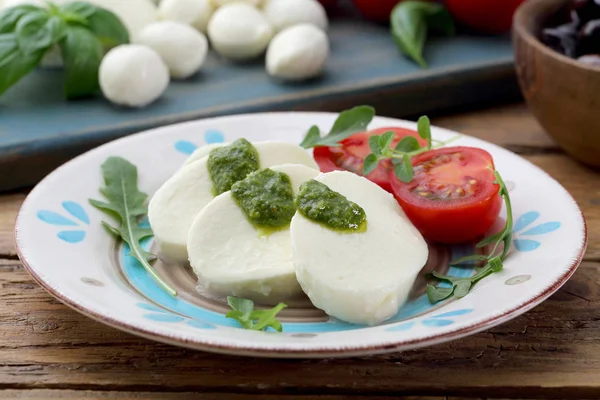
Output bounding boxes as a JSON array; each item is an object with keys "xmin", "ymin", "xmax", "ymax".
[
  {"xmin": 542, "ymin": 22, "xmax": 579, "ymax": 58},
  {"xmin": 571, "ymin": 0, "xmax": 600, "ymax": 25},
  {"xmin": 578, "ymin": 19, "xmax": 600, "ymax": 55}
]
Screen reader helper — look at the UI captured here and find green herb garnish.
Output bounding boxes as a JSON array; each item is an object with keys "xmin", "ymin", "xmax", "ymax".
[
  {"xmin": 390, "ymin": 1, "xmax": 455, "ymax": 68},
  {"xmin": 89, "ymin": 157, "xmax": 177, "ymax": 296},
  {"xmin": 300, "ymin": 105, "xmax": 375, "ymax": 149},
  {"xmin": 226, "ymin": 296, "xmax": 287, "ymax": 332},
  {"xmin": 0, "ymin": 1, "xmax": 129, "ymax": 98},
  {"xmin": 426, "ymin": 171, "xmax": 513, "ymax": 303},
  {"xmin": 363, "ymin": 116, "xmax": 460, "ymax": 182}
]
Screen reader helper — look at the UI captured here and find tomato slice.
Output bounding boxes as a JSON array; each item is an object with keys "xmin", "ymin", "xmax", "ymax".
[
  {"xmin": 313, "ymin": 127, "xmax": 427, "ymax": 193},
  {"xmin": 389, "ymin": 146, "xmax": 502, "ymax": 244}
]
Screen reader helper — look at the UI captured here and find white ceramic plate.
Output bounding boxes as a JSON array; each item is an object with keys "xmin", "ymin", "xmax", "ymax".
[{"xmin": 15, "ymin": 112, "xmax": 586, "ymax": 358}]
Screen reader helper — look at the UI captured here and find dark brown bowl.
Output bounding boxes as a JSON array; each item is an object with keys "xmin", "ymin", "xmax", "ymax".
[{"xmin": 513, "ymin": 0, "xmax": 600, "ymax": 167}]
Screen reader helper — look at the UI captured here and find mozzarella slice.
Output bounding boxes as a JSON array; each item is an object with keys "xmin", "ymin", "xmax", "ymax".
[
  {"xmin": 149, "ymin": 141, "xmax": 319, "ymax": 261},
  {"xmin": 290, "ymin": 171, "xmax": 429, "ymax": 325},
  {"xmin": 188, "ymin": 164, "xmax": 319, "ymax": 304},
  {"xmin": 182, "ymin": 142, "xmax": 228, "ymax": 168}
]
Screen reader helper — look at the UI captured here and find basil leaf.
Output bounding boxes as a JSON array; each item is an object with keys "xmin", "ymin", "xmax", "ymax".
[
  {"xmin": 395, "ymin": 136, "xmax": 420, "ymax": 153},
  {"xmin": 301, "ymin": 106, "xmax": 375, "ymax": 148},
  {"xmin": 0, "ymin": 34, "xmax": 44, "ymax": 95},
  {"xmin": 86, "ymin": 7, "xmax": 129, "ymax": 48},
  {"xmin": 390, "ymin": 1, "xmax": 455, "ymax": 68},
  {"xmin": 394, "ymin": 153, "xmax": 413, "ymax": 183},
  {"xmin": 16, "ymin": 12, "xmax": 65, "ymax": 55},
  {"xmin": 368, "ymin": 134, "xmax": 381, "ymax": 155},
  {"xmin": 326, "ymin": 105, "xmax": 375, "ymax": 144},
  {"xmin": 0, "ymin": 5, "xmax": 40, "ymax": 34},
  {"xmin": 417, "ymin": 115, "xmax": 431, "ymax": 147},
  {"xmin": 363, "ymin": 153, "xmax": 379, "ymax": 175},
  {"xmin": 299, "ymin": 125, "xmax": 322, "ymax": 148},
  {"xmin": 59, "ymin": 26, "xmax": 103, "ymax": 99},
  {"xmin": 59, "ymin": 1, "xmax": 98, "ymax": 18}
]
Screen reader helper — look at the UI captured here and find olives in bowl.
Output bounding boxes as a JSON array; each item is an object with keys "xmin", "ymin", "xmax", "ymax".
[
  {"xmin": 541, "ymin": 0, "xmax": 600, "ymax": 66},
  {"xmin": 513, "ymin": 0, "xmax": 600, "ymax": 168}
]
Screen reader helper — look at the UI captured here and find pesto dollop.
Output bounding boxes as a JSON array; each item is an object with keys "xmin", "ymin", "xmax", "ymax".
[
  {"xmin": 207, "ymin": 138, "xmax": 260, "ymax": 195},
  {"xmin": 296, "ymin": 179, "xmax": 366, "ymax": 232},
  {"xmin": 231, "ymin": 168, "xmax": 296, "ymax": 228}
]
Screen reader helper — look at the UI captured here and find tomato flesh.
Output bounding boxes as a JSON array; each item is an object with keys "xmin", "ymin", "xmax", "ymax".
[
  {"xmin": 389, "ymin": 146, "xmax": 502, "ymax": 243},
  {"xmin": 313, "ymin": 127, "xmax": 427, "ymax": 193}
]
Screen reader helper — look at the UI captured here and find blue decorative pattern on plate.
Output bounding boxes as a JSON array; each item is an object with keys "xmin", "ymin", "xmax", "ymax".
[{"xmin": 15, "ymin": 112, "xmax": 586, "ymax": 358}]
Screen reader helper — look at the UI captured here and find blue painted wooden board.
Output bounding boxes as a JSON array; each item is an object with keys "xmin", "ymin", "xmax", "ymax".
[{"xmin": 0, "ymin": 16, "xmax": 517, "ymax": 191}]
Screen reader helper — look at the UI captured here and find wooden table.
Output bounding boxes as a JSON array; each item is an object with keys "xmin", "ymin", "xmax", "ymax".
[{"xmin": 1, "ymin": 103, "xmax": 599, "ymax": 400}]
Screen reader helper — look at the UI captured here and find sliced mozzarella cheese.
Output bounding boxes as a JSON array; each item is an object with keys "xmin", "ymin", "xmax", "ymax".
[
  {"xmin": 149, "ymin": 141, "xmax": 319, "ymax": 261},
  {"xmin": 182, "ymin": 143, "xmax": 229, "ymax": 168},
  {"xmin": 290, "ymin": 171, "xmax": 429, "ymax": 325},
  {"xmin": 188, "ymin": 164, "xmax": 319, "ymax": 304}
]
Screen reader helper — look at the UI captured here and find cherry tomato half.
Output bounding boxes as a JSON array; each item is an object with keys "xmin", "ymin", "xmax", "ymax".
[
  {"xmin": 445, "ymin": 0, "xmax": 525, "ymax": 34},
  {"xmin": 313, "ymin": 127, "xmax": 427, "ymax": 193},
  {"xmin": 389, "ymin": 146, "xmax": 502, "ymax": 243}
]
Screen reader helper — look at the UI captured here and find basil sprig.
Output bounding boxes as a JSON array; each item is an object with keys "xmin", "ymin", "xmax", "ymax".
[
  {"xmin": 390, "ymin": 1, "xmax": 455, "ymax": 68},
  {"xmin": 0, "ymin": 1, "xmax": 129, "ymax": 99}
]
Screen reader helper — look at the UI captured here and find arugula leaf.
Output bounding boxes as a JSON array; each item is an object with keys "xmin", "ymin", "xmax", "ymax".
[
  {"xmin": 89, "ymin": 157, "xmax": 177, "ymax": 296},
  {"xmin": 427, "ymin": 171, "xmax": 513, "ymax": 304},
  {"xmin": 390, "ymin": 1, "xmax": 455, "ymax": 68},
  {"xmin": 59, "ymin": 25, "xmax": 103, "ymax": 99},
  {"xmin": 300, "ymin": 106, "xmax": 375, "ymax": 148},
  {"xmin": 226, "ymin": 296, "xmax": 287, "ymax": 332},
  {"xmin": 0, "ymin": 33, "xmax": 44, "ymax": 95}
]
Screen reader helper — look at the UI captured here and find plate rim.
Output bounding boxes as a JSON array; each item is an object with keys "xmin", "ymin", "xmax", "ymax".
[{"xmin": 14, "ymin": 111, "xmax": 588, "ymax": 358}]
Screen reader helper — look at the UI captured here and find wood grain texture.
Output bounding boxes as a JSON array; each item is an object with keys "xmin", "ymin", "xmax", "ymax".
[
  {"xmin": 1, "ymin": 260, "xmax": 600, "ymax": 398},
  {"xmin": 2, "ymin": 103, "xmax": 600, "ymax": 399}
]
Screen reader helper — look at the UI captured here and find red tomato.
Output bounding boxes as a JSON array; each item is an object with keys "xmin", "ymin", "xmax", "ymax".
[
  {"xmin": 389, "ymin": 146, "xmax": 502, "ymax": 243},
  {"xmin": 351, "ymin": 0, "xmax": 404, "ymax": 22},
  {"xmin": 313, "ymin": 127, "xmax": 427, "ymax": 193},
  {"xmin": 445, "ymin": 0, "xmax": 525, "ymax": 34}
]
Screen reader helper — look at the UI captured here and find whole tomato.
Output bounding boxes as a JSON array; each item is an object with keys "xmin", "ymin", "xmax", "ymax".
[
  {"xmin": 445, "ymin": 0, "xmax": 526, "ymax": 34},
  {"xmin": 352, "ymin": 0, "xmax": 404, "ymax": 22}
]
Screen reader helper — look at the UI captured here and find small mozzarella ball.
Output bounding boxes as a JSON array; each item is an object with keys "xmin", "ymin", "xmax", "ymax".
[
  {"xmin": 99, "ymin": 44, "xmax": 169, "ymax": 108},
  {"xmin": 211, "ymin": 0, "xmax": 262, "ymax": 7},
  {"xmin": 137, "ymin": 21, "xmax": 208, "ymax": 79},
  {"xmin": 159, "ymin": 0, "xmax": 214, "ymax": 33},
  {"xmin": 266, "ymin": 24, "xmax": 328, "ymax": 80},
  {"xmin": 262, "ymin": 0, "xmax": 327, "ymax": 32},
  {"xmin": 208, "ymin": 3, "xmax": 274, "ymax": 60},
  {"xmin": 1, "ymin": 0, "xmax": 45, "ymax": 8}
]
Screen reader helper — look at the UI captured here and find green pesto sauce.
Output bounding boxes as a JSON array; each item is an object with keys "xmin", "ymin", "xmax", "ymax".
[
  {"xmin": 207, "ymin": 138, "xmax": 260, "ymax": 195},
  {"xmin": 231, "ymin": 168, "xmax": 296, "ymax": 228},
  {"xmin": 296, "ymin": 179, "xmax": 367, "ymax": 232}
]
